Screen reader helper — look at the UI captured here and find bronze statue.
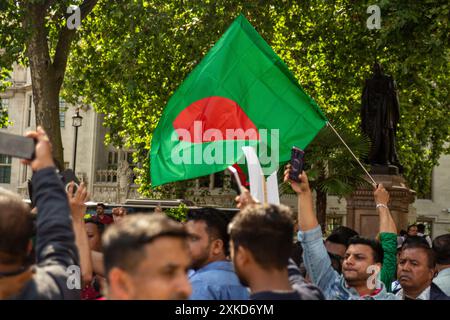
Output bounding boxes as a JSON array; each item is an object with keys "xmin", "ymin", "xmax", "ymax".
[{"xmin": 361, "ymin": 63, "xmax": 401, "ymax": 169}]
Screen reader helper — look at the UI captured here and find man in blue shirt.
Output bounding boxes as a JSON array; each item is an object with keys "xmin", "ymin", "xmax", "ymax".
[
  {"xmin": 283, "ymin": 166, "xmax": 398, "ymax": 300},
  {"xmin": 186, "ymin": 208, "xmax": 249, "ymax": 300}
]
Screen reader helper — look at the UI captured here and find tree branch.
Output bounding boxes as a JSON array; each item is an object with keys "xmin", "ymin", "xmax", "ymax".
[{"xmin": 52, "ymin": 0, "xmax": 99, "ymax": 80}]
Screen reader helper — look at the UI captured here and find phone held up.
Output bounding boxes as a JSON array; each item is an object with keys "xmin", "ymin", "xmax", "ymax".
[
  {"xmin": 0, "ymin": 131, "xmax": 36, "ymax": 160},
  {"xmin": 289, "ymin": 146, "xmax": 305, "ymax": 183}
]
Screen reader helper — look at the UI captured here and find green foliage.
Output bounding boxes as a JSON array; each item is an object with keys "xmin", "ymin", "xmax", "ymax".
[
  {"xmin": 165, "ymin": 203, "xmax": 188, "ymax": 223},
  {"xmin": 60, "ymin": 0, "xmax": 449, "ymax": 198},
  {"xmin": 306, "ymin": 122, "xmax": 372, "ymax": 196}
]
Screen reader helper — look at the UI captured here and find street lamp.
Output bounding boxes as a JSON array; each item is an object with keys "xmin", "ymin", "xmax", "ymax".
[{"xmin": 72, "ymin": 109, "xmax": 83, "ymax": 173}]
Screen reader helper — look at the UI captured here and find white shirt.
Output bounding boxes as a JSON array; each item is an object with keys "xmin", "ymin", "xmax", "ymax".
[{"xmin": 396, "ymin": 286, "xmax": 431, "ymax": 300}]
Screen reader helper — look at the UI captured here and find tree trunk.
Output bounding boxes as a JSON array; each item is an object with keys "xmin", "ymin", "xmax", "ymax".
[
  {"xmin": 22, "ymin": 0, "xmax": 99, "ymax": 171},
  {"xmin": 316, "ymin": 187, "xmax": 327, "ymax": 233},
  {"xmin": 24, "ymin": 3, "xmax": 65, "ymax": 170}
]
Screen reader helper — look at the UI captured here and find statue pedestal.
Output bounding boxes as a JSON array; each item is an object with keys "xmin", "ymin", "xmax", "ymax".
[{"xmin": 346, "ymin": 174, "xmax": 415, "ymax": 238}]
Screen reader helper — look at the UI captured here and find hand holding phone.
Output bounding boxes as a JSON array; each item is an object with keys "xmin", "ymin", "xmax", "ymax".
[
  {"xmin": 288, "ymin": 147, "xmax": 305, "ymax": 182},
  {"xmin": 0, "ymin": 131, "xmax": 36, "ymax": 160},
  {"xmin": 20, "ymin": 126, "xmax": 55, "ymax": 171}
]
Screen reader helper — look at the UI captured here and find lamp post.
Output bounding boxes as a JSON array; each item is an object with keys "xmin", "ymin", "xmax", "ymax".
[{"xmin": 72, "ymin": 109, "xmax": 83, "ymax": 173}]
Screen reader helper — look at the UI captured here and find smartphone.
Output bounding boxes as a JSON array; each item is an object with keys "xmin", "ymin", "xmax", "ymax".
[
  {"xmin": 0, "ymin": 132, "xmax": 36, "ymax": 160},
  {"xmin": 227, "ymin": 165, "xmax": 244, "ymax": 194},
  {"xmin": 289, "ymin": 146, "xmax": 305, "ymax": 182}
]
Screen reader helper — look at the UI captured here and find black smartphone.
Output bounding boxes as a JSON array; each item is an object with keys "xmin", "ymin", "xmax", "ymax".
[
  {"xmin": 0, "ymin": 132, "xmax": 36, "ymax": 160},
  {"xmin": 289, "ymin": 146, "xmax": 305, "ymax": 182}
]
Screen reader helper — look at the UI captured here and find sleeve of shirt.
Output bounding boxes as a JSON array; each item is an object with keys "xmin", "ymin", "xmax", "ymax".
[
  {"xmin": 189, "ymin": 281, "xmax": 216, "ymax": 300},
  {"xmin": 379, "ymin": 232, "xmax": 398, "ymax": 292},
  {"xmin": 32, "ymin": 167, "xmax": 80, "ymax": 299},
  {"xmin": 298, "ymin": 225, "xmax": 340, "ymax": 297}
]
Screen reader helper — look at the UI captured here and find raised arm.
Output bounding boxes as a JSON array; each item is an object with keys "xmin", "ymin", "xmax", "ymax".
[
  {"xmin": 23, "ymin": 127, "xmax": 79, "ymax": 299},
  {"xmin": 374, "ymin": 183, "xmax": 397, "ymax": 292},
  {"xmin": 283, "ymin": 165, "xmax": 339, "ymax": 297},
  {"xmin": 67, "ymin": 182, "xmax": 93, "ymax": 288},
  {"xmin": 375, "ymin": 184, "xmax": 397, "ymax": 234}
]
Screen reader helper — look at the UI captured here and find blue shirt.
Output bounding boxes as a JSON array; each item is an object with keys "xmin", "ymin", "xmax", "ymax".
[
  {"xmin": 189, "ymin": 260, "xmax": 250, "ymax": 300},
  {"xmin": 298, "ymin": 225, "xmax": 398, "ymax": 300}
]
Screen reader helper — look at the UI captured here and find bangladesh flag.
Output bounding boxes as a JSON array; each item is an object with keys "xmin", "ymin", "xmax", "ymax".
[{"xmin": 150, "ymin": 15, "xmax": 328, "ymax": 187}]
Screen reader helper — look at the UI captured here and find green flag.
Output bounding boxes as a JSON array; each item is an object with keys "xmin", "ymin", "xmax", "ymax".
[{"xmin": 150, "ymin": 15, "xmax": 327, "ymax": 187}]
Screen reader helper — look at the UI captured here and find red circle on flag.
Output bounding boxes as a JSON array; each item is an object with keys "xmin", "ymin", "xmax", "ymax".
[{"xmin": 172, "ymin": 96, "xmax": 259, "ymax": 143}]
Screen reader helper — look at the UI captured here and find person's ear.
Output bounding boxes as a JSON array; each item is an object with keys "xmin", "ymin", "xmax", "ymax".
[
  {"xmin": 107, "ymin": 268, "xmax": 134, "ymax": 300},
  {"xmin": 211, "ymin": 239, "xmax": 224, "ymax": 256},
  {"xmin": 236, "ymin": 245, "xmax": 251, "ymax": 267},
  {"xmin": 428, "ymin": 267, "xmax": 436, "ymax": 281}
]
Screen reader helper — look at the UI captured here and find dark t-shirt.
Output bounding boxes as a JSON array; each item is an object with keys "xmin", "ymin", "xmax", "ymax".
[{"xmin": 250, "ymin": 291, "xmax": 303, "ymax": 300}]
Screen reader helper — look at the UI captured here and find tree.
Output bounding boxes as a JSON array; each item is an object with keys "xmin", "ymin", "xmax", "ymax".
[
  {"xmin": 0, "ymin": 0, "xmax": 99, "ymax": 168},
  {"xmin": 279, "ymin": 120, "xmax": 371, "ymax": 232},
  {"xmin": 62, "ymin": 0, "xmax": 449, "ymax": 198}
]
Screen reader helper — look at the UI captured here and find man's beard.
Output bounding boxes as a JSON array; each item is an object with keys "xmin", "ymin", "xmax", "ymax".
[
  {"xmin": 343, "ymin": 270, "xmax": 368, "ymax": 287},
  {"xmin": 190, "ymin": 248, "xmax": 210, "ymax": 271}
]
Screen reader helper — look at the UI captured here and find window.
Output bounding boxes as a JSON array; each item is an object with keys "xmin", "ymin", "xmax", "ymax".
[
  {"xmin": 213, "ymin": 171, "xmax": 224, "ymax": 188},
  {"xmin": 108, "ymin": 151, "xmax": 118, "ymax": 170},
  {"xmin": 198, "ymin": 175, "xmax": 210, "ymax": 188},
  {"xmin": 59, "ymin": 99, "xmax": 67, "ymax": 128},
  {"xmin": 26, "ymin": 95, "xmax": 32, "ymax": 127},
  {"xmin": 0, "ymin": 154, "xmax": 12, "ymax": 184},
  {"xmin": 326, "ymin": 215, "xmax": 343, "ymax": 235},
  {"xmin": 126, "ymin": 152, "xmax": 137, "ymax": 183}
]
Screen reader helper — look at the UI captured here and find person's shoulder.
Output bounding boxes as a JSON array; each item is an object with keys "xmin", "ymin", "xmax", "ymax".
[
  {"xmin": 430, "ymin": 283, "xmax": 450, "ymax": 300},
  {"xmin": 191, "ymin": 266, "xmax": 240, "ymax": 285},
  {"xmin": 13, "ymin": 268, "xmax": 64, "ymax": 300}
]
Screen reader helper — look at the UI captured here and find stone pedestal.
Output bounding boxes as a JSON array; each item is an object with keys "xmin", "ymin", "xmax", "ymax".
[{"xmin": 346, "ymin": 174, "xmax": 416, "ymax": 238}]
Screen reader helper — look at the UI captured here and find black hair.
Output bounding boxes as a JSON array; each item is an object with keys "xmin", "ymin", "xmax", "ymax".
[
  {"xmin": 0, "ymin": 188, "xmax": 34, "ymax": 265},
  {"xmin": 401, "ymin": 239, "xmax": 436, "ymax": 269},
  {"xmin": 347, "ymin": 236, "xmax": 384, "ymax": 264},
  {"xmin": 186, "ymin": 208, "xmax": 231, "ymax": 256},
  {"xmin": 326, "ymin": 226, "xmax": 359, "ymax": 247},
  {"xmin": 97, "ymin": 203, "xmax": 106, "ymax": 209},
  {"xmin": 416, "ymin": 223, "xmax": 426, "ymax": 234},
  {"xmin": 403, "ymin": 235, "xmax": 430, "ymax": 248},
  {"xmin": 102, "ymin": 214, "xmax": 188, "ymax": 276},
  {"xmin": 229, "ymin": 204, "xmax": 294, "ymax": 270},
  {"xmin": 432, "ymin": 234, "xmax": 450, "ymax": 265},
  {"xmin": 85, "ymin": 218, "xmax": 105, "ymax": 234}
]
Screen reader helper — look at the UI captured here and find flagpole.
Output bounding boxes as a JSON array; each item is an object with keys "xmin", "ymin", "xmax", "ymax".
[
  {"xmin": 326, "ymin": 121, "xmax": 377, "ymax": 187},
  {"xmin": 262, "ymin": 175, "xmax": 268, "ymax": 205}
]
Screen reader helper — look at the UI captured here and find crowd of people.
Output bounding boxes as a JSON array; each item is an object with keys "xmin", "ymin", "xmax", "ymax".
[{"xmin": 0, "ymin": 127, "xmax": 449, "ymax": 300}]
